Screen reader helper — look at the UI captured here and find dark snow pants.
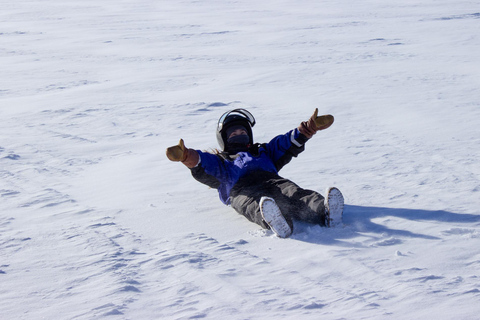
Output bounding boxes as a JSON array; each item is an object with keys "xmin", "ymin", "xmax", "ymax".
[{"xmin": 230, "ymin": 172, "xmax": 327, "ymax": 229}]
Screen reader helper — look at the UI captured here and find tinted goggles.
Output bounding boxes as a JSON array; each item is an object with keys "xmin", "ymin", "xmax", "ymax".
[{"xmin": 217, "ymin": 108, "xmax": 256, "ymax": 132}]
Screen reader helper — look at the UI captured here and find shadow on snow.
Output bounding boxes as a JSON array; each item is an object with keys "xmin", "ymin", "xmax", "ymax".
[{"xmin": 291, "ymin": 205, "xmax": 480, "ymax": 246}]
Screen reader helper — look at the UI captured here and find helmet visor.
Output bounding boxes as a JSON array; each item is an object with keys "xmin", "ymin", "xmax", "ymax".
[{"xmin": 217, "ymin": 108, "xmax": 256, "ymax": 133}]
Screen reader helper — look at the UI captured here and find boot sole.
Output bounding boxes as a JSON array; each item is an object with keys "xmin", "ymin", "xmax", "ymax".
[
  {"xmin": 326, "ymin": 187, "xmax": 344, "ymax": 227},
  {"xmin": 260, "ymin": 197, "xmax": 292, "ymax": 238}
]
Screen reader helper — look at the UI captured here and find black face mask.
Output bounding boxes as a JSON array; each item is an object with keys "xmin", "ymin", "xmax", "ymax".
[{"xmin": 226, "ymin": 134, "xmax": 250, "ymax": 154}]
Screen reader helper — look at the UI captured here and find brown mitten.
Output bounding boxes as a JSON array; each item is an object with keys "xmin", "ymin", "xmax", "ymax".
[
  {"xmin": 166, "ymin": 139, "xmax": 200, "ymax": 168},
  {"xmin": 166, "ymin": 139, "xmax": 188, "ymax": 161},
  {"xmin": 298, "ymin": 108, "xmax": 334, "ymax": 138}
]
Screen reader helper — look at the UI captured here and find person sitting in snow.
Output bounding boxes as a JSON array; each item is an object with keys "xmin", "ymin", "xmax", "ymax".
[{"xmin": 166, "ymin": 108, "xmax": 344, "ymax": 238}]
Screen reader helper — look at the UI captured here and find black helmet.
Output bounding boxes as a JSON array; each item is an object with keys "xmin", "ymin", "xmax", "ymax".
[{"xmin": 216, "ymin": 108, "xmax": 256, "ymax": 151}]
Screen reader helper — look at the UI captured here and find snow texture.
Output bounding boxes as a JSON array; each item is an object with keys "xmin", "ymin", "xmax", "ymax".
[{"xmin": 1, "ymin": 0, "xmax": 480, "ymax": 319}]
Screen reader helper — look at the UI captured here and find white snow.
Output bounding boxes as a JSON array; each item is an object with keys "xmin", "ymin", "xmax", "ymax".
[{"xmin": 1, "ymin": 0, "xmax": 480, "ymax": 319}]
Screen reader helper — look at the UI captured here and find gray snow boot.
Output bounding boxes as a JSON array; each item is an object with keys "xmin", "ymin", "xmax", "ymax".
[
  {"xmin": 325, "ymin": 187, "xmax": 344, "ymax": 227},
  {"xmin": 260, "ymin": 196, "xmax": 292, "ymax": 238}
]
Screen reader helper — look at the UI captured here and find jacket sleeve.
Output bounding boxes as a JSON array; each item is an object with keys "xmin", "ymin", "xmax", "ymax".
[
  {"xmin": 266, "ymin": 128, "xmax": 309, "ymax": 171},
  {"xmin": 189, "ymin": 151, "xmax": 225, "ymax": 189}
]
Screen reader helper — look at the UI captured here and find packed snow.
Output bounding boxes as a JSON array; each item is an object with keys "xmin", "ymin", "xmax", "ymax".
[{"xmin": 1, "ymin": 0, "xmax": 480, "ymax": 319}]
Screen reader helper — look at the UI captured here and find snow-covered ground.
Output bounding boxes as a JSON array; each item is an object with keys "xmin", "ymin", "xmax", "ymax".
[{"xmin": 1, "ymin": 0, "xmax": 480, "ymax": 319}]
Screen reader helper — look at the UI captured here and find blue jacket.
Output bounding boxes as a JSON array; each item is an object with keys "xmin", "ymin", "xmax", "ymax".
[{"xmin": 191, "ymin": 128, "xmax": 309, "ymax": 205}]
